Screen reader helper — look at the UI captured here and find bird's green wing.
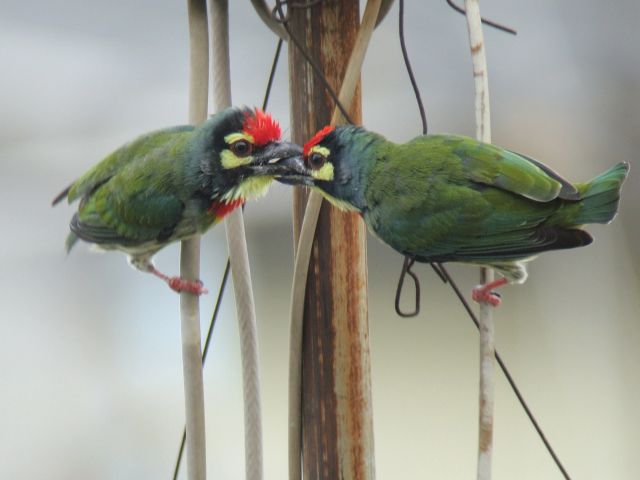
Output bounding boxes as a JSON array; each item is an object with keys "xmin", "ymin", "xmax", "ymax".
[
  {"xmin": 66, "ymin": 125, "xmax": 194, "ymax": 204},
  {"xmin": 72, "ymin": 179, "xmax": 187, "ymax": 246},
  {"xmin": 364, "ymin": 136, "xmax": 589, "ymax": 265},
  {"xmin": 410, "ymin": 135, "xmax": 580, "ymax": 202},
  {"xmin": 70, "ymin": 127, "xmax": 197, "ymax": 246}
]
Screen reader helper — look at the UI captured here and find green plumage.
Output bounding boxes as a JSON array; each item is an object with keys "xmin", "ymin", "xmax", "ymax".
[
  {"xmin": 54, "ymin": 107, "xmax": 301, "ymax": 287},
  {"xmin": 287, "ymin": 127, "xmax": 629, "ymax": 283},
  {"xmin": 62, "ymin": 125, "xmax": 199, "ymax": 252}
]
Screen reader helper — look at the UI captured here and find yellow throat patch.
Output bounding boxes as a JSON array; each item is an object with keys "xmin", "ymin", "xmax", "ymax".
[{"xmin": 222, "ymin": 176, "xmax": 273, "ymax": 202}]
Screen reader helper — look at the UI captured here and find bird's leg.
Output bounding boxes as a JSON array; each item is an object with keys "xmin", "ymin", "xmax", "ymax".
[
  {"xmin": 472, "ymin": 277, "xmax": 509, "ymax": 307},
  {"xmin": 147, "ymin": 266, "xmax": 209, "ymax": 295},
  {"xmin": 130, "ymin": 255, "xmax": 208, "ymax": 295}
]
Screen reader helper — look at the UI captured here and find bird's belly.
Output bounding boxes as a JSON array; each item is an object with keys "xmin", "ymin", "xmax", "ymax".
[{"xmin": 363, "ymin": 203, "xmax": 490, "ymax": 262}]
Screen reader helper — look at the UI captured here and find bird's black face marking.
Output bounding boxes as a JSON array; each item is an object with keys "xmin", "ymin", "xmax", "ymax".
[
  {"xmin": 195, "ymin": 107, "xmax": 303, "ymax": 202},
  {"xmin": 274, "ymin": 125, "xmax": 372, "ymax": 213}
]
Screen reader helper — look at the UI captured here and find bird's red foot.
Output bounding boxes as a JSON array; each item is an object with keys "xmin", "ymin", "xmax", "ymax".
[
  {"xmin": 167, "ymin": 277, "xmax": 209, "ymax": 295},
  {"xmin": 472, "ymin": 277, "xmax": 509, "ymax": 307},
  {"xmin": 147, "ymin": 265, "xmax": 209, "ymax": 295}
]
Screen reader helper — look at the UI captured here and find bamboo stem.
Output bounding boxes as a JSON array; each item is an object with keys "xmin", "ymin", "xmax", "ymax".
[
  {"xmin": 181, "ymin": 2, "xmax": 209, "ymax": 480},
  {"xmin": 463, "ymin": 1, "xmax": 495, "ymax": 479}
]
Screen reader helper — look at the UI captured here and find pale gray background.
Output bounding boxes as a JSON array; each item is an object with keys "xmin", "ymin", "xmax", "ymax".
[{"xmin": 1, "ymin": 0, "xmax": 639, "ymax": 478}]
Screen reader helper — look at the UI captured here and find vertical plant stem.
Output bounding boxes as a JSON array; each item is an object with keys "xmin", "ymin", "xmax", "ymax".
[
  {"xmin": 182, "ymin": 1, "xmax": 209, "ymax": 480},
  {"xmin": 209, "ymin": 1, "xmax": 264, "ymax": 479},
  {"xmin": 286, "ymin": 1, "xmax": 381, "ymax": 479},
  {"xmin": 463, "ymin": 1, "xmax": 495, "ymax": 479}
]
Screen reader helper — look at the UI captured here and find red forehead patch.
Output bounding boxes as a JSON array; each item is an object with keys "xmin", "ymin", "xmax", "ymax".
[
  {"xmin": 303, "ymin": 125, "xmax": 335, "ymax": 156},
  {"xmin": 242, "ymin": 109, "xmax": 282, "ymax": 146}
]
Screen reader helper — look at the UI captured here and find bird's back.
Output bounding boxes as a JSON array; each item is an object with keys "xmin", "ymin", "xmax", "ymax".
[
  {"xmin": 362, "ymin": 134, "xmax": 593, "ymax": 266},
  {"xmin": 59, "ymin": 125, "xmax": 198, "ymax": 252},
  {"xmin": 65, "ymin": 125, "xmax": 195, "ymax": 204}
]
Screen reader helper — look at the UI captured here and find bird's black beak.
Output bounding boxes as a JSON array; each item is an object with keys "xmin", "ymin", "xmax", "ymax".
[
  {"xmin": 246, "ymin": 141, "xmax": 304, "ymax": 177},
  {"xmin": 271, "ymin": 154, "xmax": 316, "ymax": 187}
]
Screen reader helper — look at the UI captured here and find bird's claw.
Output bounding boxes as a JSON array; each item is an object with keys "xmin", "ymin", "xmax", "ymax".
[
  {"xmin": 167, "ymin": 277, "xmax": 209, "ymax": 295},
  {"xmin": 472, "ymin": 286, "xmax": 502, "ymax": 306},
  {"xmin": 471, "ymin": 277, "xmax": 508, "ymax": 307}
]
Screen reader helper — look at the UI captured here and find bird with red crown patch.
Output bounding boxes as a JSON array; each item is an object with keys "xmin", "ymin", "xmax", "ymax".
[{"xmin": 53, "ymin": 106, "xmax": 302, "ymax": 294}]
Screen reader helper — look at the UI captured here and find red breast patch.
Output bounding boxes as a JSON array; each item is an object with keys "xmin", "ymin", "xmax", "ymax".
[
  {"xmin": 303, "ymin": 125, "xmax": 335, "ymax": 156},
  {"xmin": 242, "ymin": 109, "xmax": 281, "ymax": 146},
  {"xmin": 208, "ymin": 198, "xmax": 244, "ymax": 219}
]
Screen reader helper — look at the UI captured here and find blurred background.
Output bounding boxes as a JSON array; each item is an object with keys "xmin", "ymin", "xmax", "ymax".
[{"xmin": 1, "ymin": 0, "xmax": 639, "ymax": 478}]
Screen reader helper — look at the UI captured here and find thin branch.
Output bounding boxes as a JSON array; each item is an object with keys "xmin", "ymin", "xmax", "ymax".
[
  {"xmin": 209, "ymin": 0, "xmax": 264, "ymax": 479},
  {"xmin": 180, "ymin": 1, "xmax": 209, "ymax": 479},
  {"xmin": 172, "ymin": 260, "xmax": 231, "ymax": 480},
  {"xmin": 171, "ymin": 36, "xmax": 282, "ymax": 480},
  {"xmin": 462, "ymin": 1, "xmax": 495, "ymax": 479}
]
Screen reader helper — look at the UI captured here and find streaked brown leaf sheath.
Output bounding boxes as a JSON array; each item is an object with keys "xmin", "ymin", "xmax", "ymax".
[{"xmin": 288, "ymin": 1, "xmax": 374, "ymax": 479}]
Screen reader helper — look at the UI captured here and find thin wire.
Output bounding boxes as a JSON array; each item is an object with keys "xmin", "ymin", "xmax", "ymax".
[
  {"xmin": 399, "ymin": 0, "xmax": 427, "ymax": 135},
  {"xmin": 445, "ymin": 0, "xmax": 517, "ymax": 35},
  {"xmin": 272, "ymin": 0, "xmax": 355, "ymax": 125},
  {"xmin": 265, "ymin": 2, "xmax": 569, "ymax": 477},
  {"xmin": 398, "ymin": 1, "xmax": 570, "ymax": 477},
  {"xmin": 270, "ymin": 0, "xmax": 323, "ymax": 22},
  {"xmin": 171, "ymin": 38, "xmax": 283, "ymax": 480},
  {"xmin": 262, "ymin": 39, "xmax": 284, "ymax": 111},
  {"xmin": 437, "ymin": 267, "xmax": 572, "ymax": 480},
  {"xmin": 395, "ymin": 0, "xmax": 426, "ymax": 317},
  {"xmin": 172, "ymin": 261, "xmax": 231, "ymax": 480},
  {"xmin": 394, "ymin": 256, "xmax": 420, "ymax": 317}
]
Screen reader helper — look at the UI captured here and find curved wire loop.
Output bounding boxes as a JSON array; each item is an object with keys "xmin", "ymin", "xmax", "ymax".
[
  {"xmin": 395, "ymin": 2, "xmax": 570, "ymax": 477},
  {"xmin": 394, "ymin": 256, "xmax": 421, "ymax": 317},
  {"xmin": 445, "ymin": 0, "xmax": 517, "ymax": 35}
]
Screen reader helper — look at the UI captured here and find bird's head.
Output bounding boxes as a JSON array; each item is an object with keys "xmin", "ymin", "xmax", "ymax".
[
  {"xmin": 276, "ymin": 125, "xmax": 379, "ymax": 212},
  {"xmin": 200, "ymin": 107, "xmax": 302, "ymax": 202}
]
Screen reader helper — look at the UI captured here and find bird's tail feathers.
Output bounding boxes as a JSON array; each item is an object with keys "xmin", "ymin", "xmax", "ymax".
[
  {"xmin": 52, "ymin": 183, "xmax": 73, "ymax": 206},
  {"xmin": 574, "ymin": 162, "xmax": 629, "ymax": 225},
  {"xmin": 65, "ymin": 232, "xmax": 79, "ymax": 254}
]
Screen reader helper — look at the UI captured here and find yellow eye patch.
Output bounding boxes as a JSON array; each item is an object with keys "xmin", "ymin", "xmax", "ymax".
[
  {"xmin": 224, "ymin": 132, "xmax": 254, "ymax": 144},
  {"xmin": 311, "ymin": 162, "xmax": 334, "ymax": 181},
  {"xmin": 308, "ymin": 145, "xmax": 330, "ymax": 157},
  {"xmin": 221, "ymin": 132, "xmax": 255, "ymax": 169},
  {"xmin": 307, "ymin": 145, "xmax": 334, "ymax": 181}
]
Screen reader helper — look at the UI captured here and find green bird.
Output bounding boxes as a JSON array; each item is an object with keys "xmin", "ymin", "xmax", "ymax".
[
  {"xmin": 279, "ymin": 125, "xmax": 629, "ymax": 305},
  {"xmin": 53, "ymin": 107, "xmax": 301, "ymax": 294}
]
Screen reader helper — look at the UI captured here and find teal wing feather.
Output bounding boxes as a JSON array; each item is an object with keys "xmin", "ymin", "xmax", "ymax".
[{"xmin": 70, "ymin": 126, "xmax": 198, "ymax": 246}]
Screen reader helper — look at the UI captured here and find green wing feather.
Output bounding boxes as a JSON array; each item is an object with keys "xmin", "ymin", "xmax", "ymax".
[
  {"xmin": 68, "ymin": 126, "xmax": 197, "ymax": 246},
  {"xmin": 364, "ymin": 135, "xmax": 588, "ymax": 268},
  {"xmin": 408, "ymin": 135, "xmax": 579, "ymax": 202},
  {"xmin": 66, "ymin": 125, "xmax": 194, "ymax": 203}
]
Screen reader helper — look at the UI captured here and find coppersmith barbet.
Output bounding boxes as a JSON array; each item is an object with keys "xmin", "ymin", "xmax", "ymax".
[
  {"xmin": 279, "ymin": 125, "xmax": 629, "ymax": 305},
  {"xmin": 53, "ymin": 107, "xmax": 301, "ymax": 294}
]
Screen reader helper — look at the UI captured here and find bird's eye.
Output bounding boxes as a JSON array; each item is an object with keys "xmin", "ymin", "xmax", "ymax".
[
  {"xmin": 307, "ymin": 152, "xmax": 326, "ymax": 170},
  {"xmin": 230, "ymin": 139, "xmax": 253, "ymax": 157}
]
